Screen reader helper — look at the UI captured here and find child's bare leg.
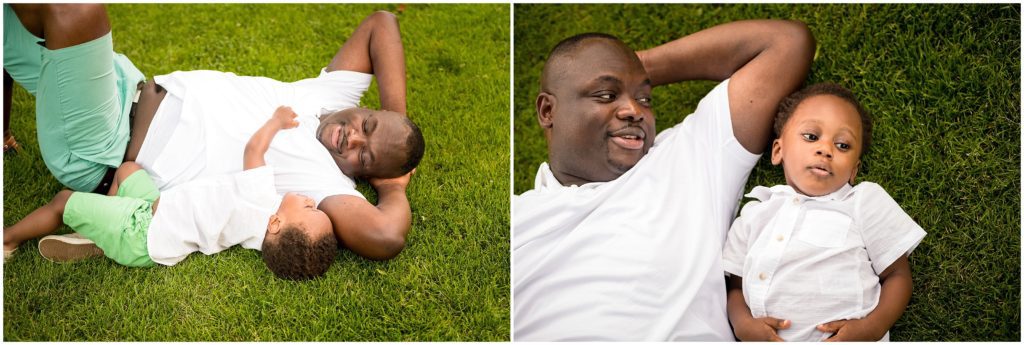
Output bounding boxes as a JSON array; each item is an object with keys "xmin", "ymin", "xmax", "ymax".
[
  {"xmin": 328, "ymin": 11, "xmax": 407, "ymax": 114},
  {"xmin": 3, "ymin": 190, "xmax": 73, "ymax": 252}
]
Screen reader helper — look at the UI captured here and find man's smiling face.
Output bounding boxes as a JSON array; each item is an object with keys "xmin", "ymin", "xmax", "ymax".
[
  {"xmin": 539, "ymin": 37, "xmax": 655, "ymax": 185},
  {"xmin": 316, "ymin": 108, "xmax": 411, "ymax": 179}
]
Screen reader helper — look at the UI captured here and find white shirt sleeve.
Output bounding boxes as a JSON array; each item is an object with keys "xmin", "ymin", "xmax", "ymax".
[
  {"xmin": 722, "ymin": 200, "xmax": 759, "ymax": 277},
  {"xmin": 656, "ymin": 79, "xmax": 761, "ymax": 233},
  {"xmin": 234, "ymin": 166, "xmax": 277, "ymax": 200},
  {"xmin": 856, "ymin": 182, "xmax": 927, "ymax": 274}
]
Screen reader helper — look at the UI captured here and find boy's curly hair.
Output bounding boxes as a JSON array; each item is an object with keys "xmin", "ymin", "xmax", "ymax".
[
  {"xmin": 774, "ymin": 83, "xmax": 873, "ymax": 157},
  {"xmin": 262, "ymin": 225, "xmax": 337, "ymax": 281}
]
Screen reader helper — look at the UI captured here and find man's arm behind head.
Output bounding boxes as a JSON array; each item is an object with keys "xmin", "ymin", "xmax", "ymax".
[{"xmin": 636, "ymin": 20, "xmax": 816, "ymax": 154}]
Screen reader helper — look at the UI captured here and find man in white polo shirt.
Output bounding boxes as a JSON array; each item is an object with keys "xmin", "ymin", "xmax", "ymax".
[{"xmin": 513, "ymin": 20, "xmax": 815, "ymax": 341}]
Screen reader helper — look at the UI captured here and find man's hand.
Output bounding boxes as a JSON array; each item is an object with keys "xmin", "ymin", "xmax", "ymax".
[
  {"xmin": 818, "ymin": 318, "xmax": 886, "ymax": 342},
  {"xmin": 734, "ymin": 316, "xmax": 791, "ymax": 342},
  {"xmin": 270, "ymin": 106, "xmax": 300, "ymax": 129},
  {"xmin": 369, "ymin": 168, "xmax": 415, "ymax": 191}
]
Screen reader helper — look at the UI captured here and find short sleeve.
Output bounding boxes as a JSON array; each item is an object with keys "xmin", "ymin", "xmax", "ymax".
[
  {"xmin": 234, "ymin": 165, "xmax": 278, "ymax": 200},
  {"xmin": 652, "ymin": 79, "xmax": 761, "ymax": 225},
  {"xmin": 856, "ymin": 182, "xmax": 927, "ymax": 274},
  {"xmin": 723, "ymin": 200, "xmax": 759, "ymax": 277}
]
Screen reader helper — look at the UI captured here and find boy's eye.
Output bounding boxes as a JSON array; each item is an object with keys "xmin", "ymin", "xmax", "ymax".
[
  {"xmin": 637, "ymin": 97, "xmax": 652, "ymax": 107},
  {"xmin": 836, "ymin": 142, "xmax": 851, "ymax": 150},
  {"xmin": 595, "ymin": 92, "xmax": 615, "ymax": 101},
  {"xmin": 801, "ymin": 133, "xmax": 818, "ymax": 141}
]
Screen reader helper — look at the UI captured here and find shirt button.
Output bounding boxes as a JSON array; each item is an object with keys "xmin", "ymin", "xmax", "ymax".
[
  {"xmin": 759, "ymin": 272, "xmax": 767, "ymax": 280},
  {"xmin": 776, "ymin": 235, "xmax": 784, "ymax": 241},
  {"xmin": 791, "ymin": 197, "xmax": 800, "ymax": 205}
]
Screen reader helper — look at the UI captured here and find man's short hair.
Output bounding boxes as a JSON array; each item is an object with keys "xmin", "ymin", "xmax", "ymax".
[
  {"xmin": 548, "ymin": 32, "xmax": 624, "ymax": 59},
  {"xmin": 542, "ymin": 33, "xmax": 627, "ymax": 92},
  {"xmin": 397, "ymin": 117, "xmax": 425, "ymax": 176},
  {"xmin": 261, "ymin": 225, "xmax": 337, "ymax": 281},
  {"xmin": 774, "ymin": 83, "xmax": 873, "ymax": 157}
]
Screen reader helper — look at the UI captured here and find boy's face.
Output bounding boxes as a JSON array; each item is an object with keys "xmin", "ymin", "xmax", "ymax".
[
  {"xmin": 771, "ymin": 95, "xmax": 863, "ymax": 197},
  {"xmin": 316, "ymin": 108, "xmax": 410, "ymax": 179},
  {"xmin": 271, "ymin": 193, "xmax": 333, "ymax": 239}
]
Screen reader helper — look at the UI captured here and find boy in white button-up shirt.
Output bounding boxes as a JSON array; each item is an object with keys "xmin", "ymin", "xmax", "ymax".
[{"xmin": 723, "ymin": 83, "xmax": 926, "ymax": 341}]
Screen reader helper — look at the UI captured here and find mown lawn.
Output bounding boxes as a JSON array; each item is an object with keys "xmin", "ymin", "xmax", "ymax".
[
  {"xmin": 513, "ymin": 4, "xmax": 1019, "ymax": 341},
  {"xmin": 4, "ymin": 3, "xmax": 510, "ymax": 341}
]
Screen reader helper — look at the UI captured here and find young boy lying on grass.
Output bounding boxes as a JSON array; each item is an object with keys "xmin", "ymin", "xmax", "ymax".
[
  {"xmin": 3, "ymin": 106, "xmax": 337, "ymax": 281},
  {"xmin": 722, "ymin": 84, "xmax": 927, "ymax": 341}
]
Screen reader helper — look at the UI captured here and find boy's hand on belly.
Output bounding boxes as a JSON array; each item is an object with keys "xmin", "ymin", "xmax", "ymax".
[
  {"xmin": 735, "ymin": 316, "xmax": 790, "ymax": 342},
  {"xmin": 818, "ymin": 318, "xmax": 885, "ymax": 342}
]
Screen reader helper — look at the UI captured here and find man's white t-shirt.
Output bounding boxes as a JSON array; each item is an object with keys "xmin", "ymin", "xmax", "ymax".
[
  {"xmin": 513, "ymin": 79, "xmax": 760, "ymax": 341},
  {"xmin": 147, "ymin": 166, "xmax": 283, "ymax": 266},
  {"xmin": 722, "ymin": 182, "xmax": 926, "ymax": 341},
  {"xmin": 137, "ymin": 69, "xmax": 372, "ymax": 204}
]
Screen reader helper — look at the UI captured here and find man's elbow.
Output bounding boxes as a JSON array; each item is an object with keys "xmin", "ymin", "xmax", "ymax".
[
  {"xmin": 780, "ymin": 20, "xmax": 816, "ymax": 61},
  {"xmin": 368, "ymin": 231, "xmax": 407, "ymax": 261}
]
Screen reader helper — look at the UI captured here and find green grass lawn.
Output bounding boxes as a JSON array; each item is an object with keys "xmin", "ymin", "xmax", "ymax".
[
  {"xmin": 514, "ymin": 4, "xmax": 1019, "ymax": 341},
  {"xmin": 4, "ymin": 4, "xmax": 509, "ymax": 341}
]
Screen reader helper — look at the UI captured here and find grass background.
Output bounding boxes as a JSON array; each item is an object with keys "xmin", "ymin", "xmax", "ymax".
[
  {"xmin": 514, "ymin": 4, "xmax": 1019, "ymax": 341},
  {"xmin": 4, "ymin": 4, "xmax": 509, "ymax": 341}
]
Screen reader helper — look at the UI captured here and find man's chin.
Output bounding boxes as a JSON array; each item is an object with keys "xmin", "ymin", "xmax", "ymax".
[{"xmin": 607, "ymin": 159, "xmax": 640, "ymax": 178}]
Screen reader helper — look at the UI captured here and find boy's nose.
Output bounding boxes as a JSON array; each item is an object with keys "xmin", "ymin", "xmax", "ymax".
[{"xmin": 815, "ymin": 148, "xmax": 833, "ymax": 159}]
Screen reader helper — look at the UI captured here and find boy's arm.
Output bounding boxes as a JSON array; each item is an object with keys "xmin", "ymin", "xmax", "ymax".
[
  {"xmin": 317, "ymin": 170, "xmax": 413, "ymax": 260},
  {"xmin": 727, "ymin": 275, "xmax": 791, "ymax": 341},
  {"xmin": 636, "ymin": 20, "xmax": 815, "ymax": 154},
  {"xmin": 243, "ymin": 106, "xmax": 299, "ymax": 170},
  {"xmin": 817, "ymin": 254, "xmax": 913, "ymax": 341}
]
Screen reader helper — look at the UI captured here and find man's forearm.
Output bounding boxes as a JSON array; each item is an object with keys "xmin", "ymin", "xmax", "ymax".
[
  {"xmin": 637, "ymin": 19, "xmax": 813, "ymax": 87},
  {"xmin": 322, "ymin": 186, "xmax": 411, "ymax": 261},
  {"xmin": 370, "ymin": 183, "xmax": 412, "ymax": 253}
]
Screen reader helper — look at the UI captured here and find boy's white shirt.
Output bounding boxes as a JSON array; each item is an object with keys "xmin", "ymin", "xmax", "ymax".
[
  {"xmin": 722, "ymin": 182, "xmax": 927, "ymax": 341},
  {"xmin": 147, "ymin": 165, "xmax": 283, "ymax": 266}
]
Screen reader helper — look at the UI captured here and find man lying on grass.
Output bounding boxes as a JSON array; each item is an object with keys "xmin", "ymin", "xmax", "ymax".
[
  {"xmin": 4, "ymin": 106, "xmax": 336, "ymax": 281},
  {"xmin": 4, "ymin": 5, "xmax": 425, "ymax": 261}
]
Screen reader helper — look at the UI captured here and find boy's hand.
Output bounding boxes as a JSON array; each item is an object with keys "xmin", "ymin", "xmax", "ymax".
[
  {"xmin": 369, "ymin": 169, "xmax": 415, "ymax": 192},
  {"xmin": 818, "ymin": 318, "xmax": 885, "ymax": 341},
  {"xmin": 271, "ymin": 106, "xmax": 300, "ymax": 129},
  {"xmin": 735, "ymin": 316, "xmax": 790, "ymax": 342}
]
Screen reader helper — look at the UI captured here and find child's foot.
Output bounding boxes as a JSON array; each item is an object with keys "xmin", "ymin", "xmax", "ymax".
[{"xmin": 38, "ymin": 233, "xmax": 104, "ymax": 263}]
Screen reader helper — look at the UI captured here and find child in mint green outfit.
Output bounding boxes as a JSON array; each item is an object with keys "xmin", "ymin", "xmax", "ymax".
[{"xmin": 4, "ymin": 106, "xmax": 338, "ymax": 281}]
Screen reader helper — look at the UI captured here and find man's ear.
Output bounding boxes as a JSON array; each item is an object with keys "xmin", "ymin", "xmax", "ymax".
[
  {"xmin": 267, "ymin": 214, "xmax": 282, "ymax": 235},
  {"xmin": 537, "ymin": 92, "xmax": 555, "ymax": 129},
  {"xmin": 770, "ymin": 138, "xmax": 783, "ymax": 165},
  {"xmin": 850, "ymin": 159, "xmax": 861, "ymax": 184}
]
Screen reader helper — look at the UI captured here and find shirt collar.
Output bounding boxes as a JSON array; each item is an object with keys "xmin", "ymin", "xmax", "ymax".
[
  {"xmin": 747, "ymin": 183, "xmax": 855, "ymax": 203},
  {"xmin": 534, "ymin": 162, "xmax": 605, "ymax": 192}
]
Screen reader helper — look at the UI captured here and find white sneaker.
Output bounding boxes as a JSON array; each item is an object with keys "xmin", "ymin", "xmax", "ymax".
[{"xmin": 38, "ymin": 233, "xmax": 104, "ymax": 263}]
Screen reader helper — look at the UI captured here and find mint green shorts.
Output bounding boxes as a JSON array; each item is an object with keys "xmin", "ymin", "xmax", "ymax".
[
  {"xmin": 63, "ymin": 169, "xmax": 159, "ymax": 267},
  {"xmin": 3, "ymin": 4, "xmax": 145, "ymax": 192}
]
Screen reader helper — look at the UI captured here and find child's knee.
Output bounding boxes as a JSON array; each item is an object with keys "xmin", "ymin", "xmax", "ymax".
[
  {"xmin": 116, "ymin": 161, "xmax": 142, "ymax": 180},
  {"xmin": 50, "ymin": 190, "xmax": 74, "ymax": 211},
  {"xmin": 369, "ymin": 11, "xmax": 399, "ymax": 27}
]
